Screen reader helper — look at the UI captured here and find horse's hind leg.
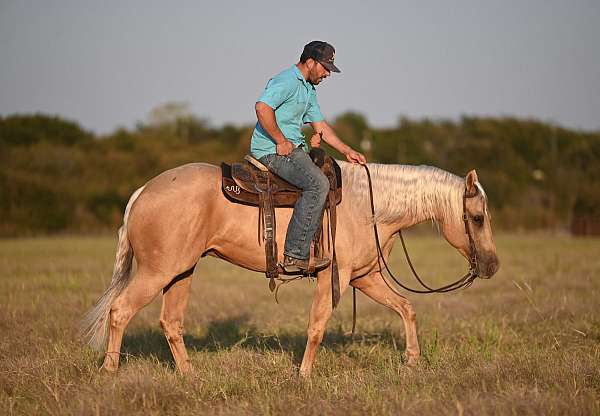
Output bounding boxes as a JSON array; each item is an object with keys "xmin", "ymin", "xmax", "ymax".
[
  {"xmin": 160, "ymin": 267, "xmax": 195, "ymax": 374},
  {"xmin": 351, "ymin": 272, "xmax": 420, "ymax": 366},
  {"xmin": 103, "ymin": 268, "xmax": 170, "ymax": 372}
]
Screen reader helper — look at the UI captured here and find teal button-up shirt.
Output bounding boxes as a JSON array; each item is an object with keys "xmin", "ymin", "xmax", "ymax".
[{"xmin": 251, "ymin": 65, "xmax": 325, "ymax": 159}]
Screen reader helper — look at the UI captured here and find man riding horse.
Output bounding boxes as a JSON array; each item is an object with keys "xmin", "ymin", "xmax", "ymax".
[
  {"xmin": 82, "ymin": 41, "xmax": 499, "ymax": 377},
  {"xmin": 251, "ymin": 40, "xmax": 366, "ymax": 274}
]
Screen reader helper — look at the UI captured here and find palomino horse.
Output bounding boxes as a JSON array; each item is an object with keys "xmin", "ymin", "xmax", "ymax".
[{"xmin": 82, "ymin": 161, "xmax": 499, "ymax": 377}]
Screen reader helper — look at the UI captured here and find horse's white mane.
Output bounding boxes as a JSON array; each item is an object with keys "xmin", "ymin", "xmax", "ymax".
[{"xmin": 339, "ymin": 162, "xmax": 470, "ymax": 225}]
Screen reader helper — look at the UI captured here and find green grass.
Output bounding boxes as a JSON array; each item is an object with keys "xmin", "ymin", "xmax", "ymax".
[{"xmin": 1, "ymin": 233, "xmax": 599, "ymax": 415}]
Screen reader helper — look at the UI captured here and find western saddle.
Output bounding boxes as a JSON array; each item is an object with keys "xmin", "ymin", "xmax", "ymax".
[{"xmin": 221, "ymin": 148, "xmax": 343, "ymax": 308}]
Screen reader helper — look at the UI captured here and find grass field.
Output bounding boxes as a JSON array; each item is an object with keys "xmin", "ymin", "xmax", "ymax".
[{"xmin": 1, "ymin": 233, "xmax": 599, "ymax": 415}]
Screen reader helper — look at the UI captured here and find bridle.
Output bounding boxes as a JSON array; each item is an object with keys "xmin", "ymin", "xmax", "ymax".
[
  {"xmin": 351, "ymin": 164, "xmax": 481, "ymax": 294},
  {"xmin": 349, "ymin": 164, "xmax": 485, "ymax": 336}
]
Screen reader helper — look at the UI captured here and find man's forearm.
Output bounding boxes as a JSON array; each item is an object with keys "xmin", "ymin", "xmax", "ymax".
[
  {"xmin": 255, "ymin": 102, "xmax": 287, "ymax": 144},
  {"xmin": 310, "ymin": 120, "xmax": 366, "ymax": 164},
  {"xmin": 320, "ymin": 123, "xmax": 353, "ymax": 154}
]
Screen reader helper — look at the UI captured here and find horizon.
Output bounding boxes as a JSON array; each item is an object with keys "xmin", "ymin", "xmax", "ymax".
[{"xmin": 3, "ymin": 108, "xmax": 598, "ymax": 137}]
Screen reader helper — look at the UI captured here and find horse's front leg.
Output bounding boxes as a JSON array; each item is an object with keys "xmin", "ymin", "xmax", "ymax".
[
  {"xmin": 299, "ymin": 268, "xmax": 349, "ymax": 378},
  {"xmin": 351, "ymin": 271, "xmax": 420, "ymax": 366}
]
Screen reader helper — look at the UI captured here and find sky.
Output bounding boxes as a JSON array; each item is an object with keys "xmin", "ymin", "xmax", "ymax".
[{"xmin": 1, "ymin": 0, "xmax": 599, "ymax": 135}]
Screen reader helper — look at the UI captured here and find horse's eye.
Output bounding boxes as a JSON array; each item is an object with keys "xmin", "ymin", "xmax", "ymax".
[{"xmin": 473, "ymin": 215, "xmax": 484, "ymax": 225}]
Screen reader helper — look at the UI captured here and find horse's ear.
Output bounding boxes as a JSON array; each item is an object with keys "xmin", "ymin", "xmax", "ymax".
[{"xmin": 465, "ymin": 170, "xmax": 478, "ymax": 194}]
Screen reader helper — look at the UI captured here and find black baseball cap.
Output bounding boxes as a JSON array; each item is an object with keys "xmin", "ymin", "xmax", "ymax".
[{"xmin": 302, "ymin": 41, "xmax": 341, "ymax": 73}]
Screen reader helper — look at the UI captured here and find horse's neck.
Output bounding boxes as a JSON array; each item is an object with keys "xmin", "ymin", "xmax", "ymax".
[{"xmin": 341, "ymin": 162, "xmax": 464, "ymax": 230}]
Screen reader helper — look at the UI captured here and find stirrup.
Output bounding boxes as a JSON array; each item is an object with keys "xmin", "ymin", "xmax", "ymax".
[{"xmin": 279, "ymin": 255, "xmax": 330, "ymax": 275}]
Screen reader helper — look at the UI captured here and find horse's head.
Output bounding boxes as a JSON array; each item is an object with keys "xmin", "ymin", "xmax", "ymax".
[{"xmin": 444, "ymin": 170, "xmax": 500, "ymax": 278}]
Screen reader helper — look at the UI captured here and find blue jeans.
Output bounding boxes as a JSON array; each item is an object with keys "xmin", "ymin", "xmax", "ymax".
[{"xmin": 260, "ymin": 148, "xmax": 330, "ymax": 260}]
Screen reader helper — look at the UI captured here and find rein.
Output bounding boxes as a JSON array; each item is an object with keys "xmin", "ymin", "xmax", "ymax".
[{"xmin": 350, "ymin": 164, "xmax": 480, "ymax": 336}]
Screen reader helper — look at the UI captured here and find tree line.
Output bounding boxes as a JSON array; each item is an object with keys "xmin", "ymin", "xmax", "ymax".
[{"xmin": 1, "ymin": 106, "xmax": 599, "ymax": 236}]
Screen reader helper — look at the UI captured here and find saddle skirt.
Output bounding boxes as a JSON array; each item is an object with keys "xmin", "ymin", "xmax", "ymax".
[{"xmin": 221, "ymin": 150, "xmax": 342, "ymax": 207}]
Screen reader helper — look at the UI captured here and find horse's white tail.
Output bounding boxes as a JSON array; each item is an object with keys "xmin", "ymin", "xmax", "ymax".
[{"xmin": 80, "ymin": 185, "xmax": 146, "ymax": 351}]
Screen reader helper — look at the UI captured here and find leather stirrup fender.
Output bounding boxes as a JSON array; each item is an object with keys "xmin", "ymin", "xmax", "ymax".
[
  {"xmin": 328, "ymin": 174, "xmax": 340, "ymax": 309},
  {"xmin": 220, "ymin": 153, "xmax": 342, "ymax": 309}
]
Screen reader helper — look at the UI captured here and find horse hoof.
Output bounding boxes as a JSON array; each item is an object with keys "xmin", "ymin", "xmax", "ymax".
[
  {"xmin": 406, "ymin": 355, "xmax": 419, "ymax": 367},
  {"xmin": 100, "ymin": 364, "xmax": 118, "ymax": 374},
  {"xmin": 177, "ymin": 362, "xmax": 193, "ymax": 375},
  {"xmin": 298, "ymin": 368, "xmax": 312, "ymax": 379}
]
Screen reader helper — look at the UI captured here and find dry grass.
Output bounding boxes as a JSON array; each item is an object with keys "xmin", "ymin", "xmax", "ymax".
[{"xmin": 1, "ymin": 232, "xmax": 599, "ymax": 415}]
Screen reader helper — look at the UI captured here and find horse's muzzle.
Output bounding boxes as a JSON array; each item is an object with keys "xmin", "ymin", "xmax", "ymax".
[{"xmin": 478, "ymin": 253, "xmax": 500, "ymax": 279}]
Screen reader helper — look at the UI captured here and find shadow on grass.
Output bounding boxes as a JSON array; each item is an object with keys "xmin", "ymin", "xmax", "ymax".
[{"xmin": 121, "ymin": 315, "xmax": 404, "ymax": 369}]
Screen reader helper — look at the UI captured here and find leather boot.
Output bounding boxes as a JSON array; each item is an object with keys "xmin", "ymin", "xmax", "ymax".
[{"xmin": 280, "ymin": 255, "xmax": 330, "ymax": 274}]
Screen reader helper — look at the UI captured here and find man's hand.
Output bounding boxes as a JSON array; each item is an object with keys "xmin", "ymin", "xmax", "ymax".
[
  {"xmin": 276, "ymin": 140, "xmax": 294, "ymax": 156},
  {"xmin": 310, "ymin": 132, "xmax": 323, "ymax": 148},
  {"xmin": 345, "ymin": 149, "xmax": 367, "ymax": 165}
]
